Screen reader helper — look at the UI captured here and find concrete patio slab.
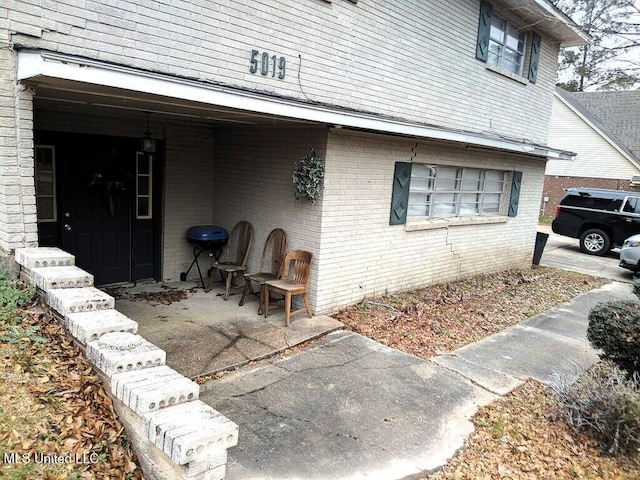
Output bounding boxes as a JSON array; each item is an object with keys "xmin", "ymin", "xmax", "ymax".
[
  {"xmin": 199, "ymin": 330, "xmax": 497, "ymax": 480},
  {"xmin": 111, "ymin": 281, "xmax": 343, "ymax": 378}
]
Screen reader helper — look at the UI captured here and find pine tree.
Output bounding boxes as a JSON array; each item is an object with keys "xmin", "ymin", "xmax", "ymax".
[{"xmin": 554, "ymin": 0, "xmax": 640, "ymax": 91}]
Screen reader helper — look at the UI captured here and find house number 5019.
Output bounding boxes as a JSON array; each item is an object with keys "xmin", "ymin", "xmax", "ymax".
[{"xmin": 250, "ymin": 49, "xmax": 286, "ymax": 79}]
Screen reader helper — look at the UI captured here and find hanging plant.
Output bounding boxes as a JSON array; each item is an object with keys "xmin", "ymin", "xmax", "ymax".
[{"xmin": 292, "ymin": 149, "xmax": 325, "ymax": 205}]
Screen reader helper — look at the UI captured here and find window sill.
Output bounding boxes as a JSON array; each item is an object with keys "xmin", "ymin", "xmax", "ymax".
[
  {"xmin": 485, "ymin": 64, "xmax": 528, "ymax": 85},
  {"xmin": 405, "ymin": 215, "xmax": 509, "ymax": 232}
]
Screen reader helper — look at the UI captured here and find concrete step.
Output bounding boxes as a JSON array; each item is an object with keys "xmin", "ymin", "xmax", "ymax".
[
  {"xmin": 111, "ymin": 365, "xmax": 199, "ymax": 415},
  {"xmin": 144, "ymin": 400, "xmax": 239, "ymax": 465},
  {"xmin": 14, "ymin": 247, "xmax": 75, "ymax": 269},
  {"xmin": 31, "ymin": 265, "xmax": 93, "ymax": 291},
  {"xmin": 86, "ymin": 331, "xmax": 166, "ymax": 377},
  {"xmin": 47, "ymin": 287, "xmax": 114, "ymax": 315},
  {"xmin": 65, "ymin": 309, "xmax": 138, "ymax": 345}
]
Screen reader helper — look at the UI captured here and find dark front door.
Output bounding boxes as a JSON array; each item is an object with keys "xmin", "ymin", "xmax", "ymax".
[{"xmin": 58, "ymin": 134, "xmax": 135, "ymax": 285}]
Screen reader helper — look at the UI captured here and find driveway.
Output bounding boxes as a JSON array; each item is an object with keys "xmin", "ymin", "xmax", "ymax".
[{"xmin": 538, "ymin": 224, "xmax": 632, "ymax": 283}]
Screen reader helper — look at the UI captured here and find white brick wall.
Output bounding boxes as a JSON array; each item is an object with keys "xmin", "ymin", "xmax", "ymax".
[
  {"xmin": 315, "ymin": 130, "xmax": 545, "ymax": 312},
  {"xmin": 6, "ymin": 0, "xmax": 559, "ymax": 145},
  {"xmin": 0, "ymin": 46, "xmax": 38, "ymax": 253},
  {"xmin": 206, "ymin": 125, "xmax": 544, "ymax": 313},
  {"xmin": 211, "ymin": 125, "xmax": 327, "ymax": 307}
]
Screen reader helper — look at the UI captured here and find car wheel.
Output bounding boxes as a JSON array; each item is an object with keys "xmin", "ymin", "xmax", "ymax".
[{"xmin": 579, "ymin": 228, "xmax": 611, "ymax": 256}]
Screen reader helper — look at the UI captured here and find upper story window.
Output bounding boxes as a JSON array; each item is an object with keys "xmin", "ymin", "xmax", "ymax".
[
  {"xmin": 476, "ymin": 0, "xmax": 541, "ymax": 83},
  {"xmin": 488, "ymin": 16, "xmax": 526, "ymax": 76}
]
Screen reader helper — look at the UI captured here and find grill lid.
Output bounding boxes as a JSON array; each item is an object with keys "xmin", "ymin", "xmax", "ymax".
[{"xmin": 185, "ymin": 225, "xmax": 229, "ymax": 242}]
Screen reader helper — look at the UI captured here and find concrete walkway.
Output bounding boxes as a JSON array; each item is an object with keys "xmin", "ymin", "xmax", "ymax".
[{"xmin": 198, "ymin": 281, "xmax": 634, "ymax": 480}]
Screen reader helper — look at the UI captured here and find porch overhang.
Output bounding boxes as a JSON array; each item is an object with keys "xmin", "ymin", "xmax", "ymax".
[{"xmin": 18, "ymin": 50, "xmax": 575, "ymax": 161}]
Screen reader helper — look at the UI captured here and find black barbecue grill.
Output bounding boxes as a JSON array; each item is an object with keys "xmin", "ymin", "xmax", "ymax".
[{"xmin": 180, "ymin": 225, "xmax": 229, "ymax": 287}]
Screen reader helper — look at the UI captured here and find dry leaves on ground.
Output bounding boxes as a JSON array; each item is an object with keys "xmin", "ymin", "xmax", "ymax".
[
  {"xmin": 0, "ymin": 306, "xmax": 144, "ymax": 480},
  {"xmin": 333, "ymin": 266, "xmax": 639, "ymax": 479},
  {"xmin": 425, "ymin": 381, "xmax": 640, "ymax": 480},
  {"xmin": 335, "ymin": 266, "xmax": 607, "ymax": 359}
]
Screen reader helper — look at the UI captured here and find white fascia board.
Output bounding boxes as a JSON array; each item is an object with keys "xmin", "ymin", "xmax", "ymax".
[
  {"xmin": 18, "ymin": 50, "xmax": 573, "ymax": 160},
  {"xmin": 554, "ymin": 90, "xmax": 640, "ymax": 170},
  {"xmin": 530, "ymin": 0, "xmax": 590, "ymax": 46}
]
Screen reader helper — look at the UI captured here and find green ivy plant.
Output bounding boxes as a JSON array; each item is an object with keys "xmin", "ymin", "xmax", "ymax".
[{"xmin": 292, "ymin": 149, "xmax": 325, "ymax": 205}]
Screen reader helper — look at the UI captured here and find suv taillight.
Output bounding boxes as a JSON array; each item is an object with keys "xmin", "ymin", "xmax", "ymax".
[{"xmin": 554, "ymin": 206, "xmax": 561, "ymax": 219}]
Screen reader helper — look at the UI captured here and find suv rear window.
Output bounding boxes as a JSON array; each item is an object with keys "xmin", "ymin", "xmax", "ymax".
[{"xmin": 561, "ymin": 194, "xmax": 621, "ymax": 211}]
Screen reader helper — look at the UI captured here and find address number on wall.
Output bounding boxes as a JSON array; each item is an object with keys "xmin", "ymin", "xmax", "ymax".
[{"xmin": 249, "ymin": 50, "xmax": 286, "ymax": 79}]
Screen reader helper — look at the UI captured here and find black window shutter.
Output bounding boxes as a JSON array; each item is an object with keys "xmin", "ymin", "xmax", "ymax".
[
  {"xmin": 476, "ymin": 1, "xmax": 493, "ymax": 62},
  {"xmin": 508, "ymin": 171, "xmax": 522, "ymax": 217},
  {"xmin": 390, "ymin": 162, "xmax": 412, "ymax": 225},
  {"xmin": 528, "ymin": 33, "xmax": 541, "ymax": 83}
]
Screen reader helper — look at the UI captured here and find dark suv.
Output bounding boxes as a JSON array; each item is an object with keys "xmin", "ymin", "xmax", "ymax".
[{"xmin": 552, "ymin": 188, "xmax": 640, "ymax": 256}]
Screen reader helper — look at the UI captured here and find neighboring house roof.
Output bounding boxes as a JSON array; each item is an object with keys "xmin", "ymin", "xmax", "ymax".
[
  {"xmin": 572, "ymin": 90, "xmax": 640, "ymax": 161},
  {"xmin": 555, "ymin": 87, "xmax": 640, "ymax": 165}
]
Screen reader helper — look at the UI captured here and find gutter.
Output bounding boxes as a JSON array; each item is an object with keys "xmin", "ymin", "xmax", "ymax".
[{"xmin": 17, "ymin": 50, "xmax": 575, "ymax": 161}]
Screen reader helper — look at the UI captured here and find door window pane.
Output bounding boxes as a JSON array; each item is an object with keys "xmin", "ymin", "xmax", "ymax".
[{"xmin": 35, "ymin": 145, "xmax": 56, "ymax": 222}]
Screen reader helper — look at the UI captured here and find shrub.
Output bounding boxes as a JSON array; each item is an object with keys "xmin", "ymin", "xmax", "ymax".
[
  {"xmin": 0, "ymin": 269, "xmax": 35, "ymax": 325},
  {"xmin": 587, "ymin": 300, "xmax": 640, "ymax": 376},
  {"xmin": 549, "ymin": 362, "xmax": 640, "ymax": 456}
]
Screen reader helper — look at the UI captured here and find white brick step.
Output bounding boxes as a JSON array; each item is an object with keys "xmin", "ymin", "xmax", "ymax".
[
  {"xmin": 31, "ymin": 265, "xmax": 93, "ymax": 291},
  {"xmin": 144, "ymin": 400, "xmax": 239, "ymax": 465},
  {"xmin": 86, "ymin": 332, "xmax": 166, "ymax": 377},
  {"xmin": 111, "ymin": 365, "xmax": 199, "ymax": 415},
  {"xmin": 65, "ymin": 309, "xmax": 138, "ymax": 345},
  {"xmin": 47, "ymin": 287, "xmax": 114, "ymax": 315},
  {"xmin": 14, "ymin": 247, "xmax": 75, "ymax": 269}
]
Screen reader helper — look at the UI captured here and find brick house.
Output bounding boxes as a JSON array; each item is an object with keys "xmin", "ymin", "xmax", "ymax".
[
  {"xmin": 542, "ymin": 88, "xmax": 640, "ymax": 218},
  {"xmin": 1, "ymin": 1, "xmax": 586, "ymax": 313}
]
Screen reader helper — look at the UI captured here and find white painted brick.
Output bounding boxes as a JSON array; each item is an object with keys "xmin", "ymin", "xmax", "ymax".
[
  {"xmin": 86, "ymin": 332, "xmax": 166, "ymax": 377},
  {"xmin": 30, "ymin": 265, "xmax": 93, "ymax": 291},
  {"xmin": 14, "ymin": 247, "xmax": 75, "ymax": 269},
  {"xmin": 65, "ymin": 309, "xmax": 138, "ymax": 344},
  {"xmin": 47, "ymin": 287, "xmax": 114, "ymax": 315}
]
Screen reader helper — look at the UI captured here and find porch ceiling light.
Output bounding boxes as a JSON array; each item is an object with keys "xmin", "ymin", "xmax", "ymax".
[{"xmin": 140, "ymin": 111, "xmax": 156, "ymax": 153}]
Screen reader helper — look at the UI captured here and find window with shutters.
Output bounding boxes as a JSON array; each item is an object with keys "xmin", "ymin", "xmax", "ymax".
[
  {"xmin": 488, "ymin": 16, "xmax": 526, "ymax": 75},
  {"xmin": 407, "ymin": 164, "xmax": 507, "ymax": 219},
  {"xmin": 476, "ymin": 1, "xmax": 541, "ymax": 83}
]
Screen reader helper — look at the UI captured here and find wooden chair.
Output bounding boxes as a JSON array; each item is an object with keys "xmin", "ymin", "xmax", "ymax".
[
  {"xmin": 206, "ymin": 221, "xmax": 254, "ymax": 300},
  {"xmin": 239, "ymin": 228, "xmax": 288, "ymax": 314},
  {"xmin": 264, "ymin": 250, "xmax": 313, "ymax": 326}
]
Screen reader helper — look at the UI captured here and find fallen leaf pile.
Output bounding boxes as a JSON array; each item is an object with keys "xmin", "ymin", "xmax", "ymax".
[
  {"xmin": 335, "ymin": 267, "xmax": 607, "ymax": 358},
  {"xmin": 424, "ymin": 381, "xmax": 640, "ymax": 479},
  {"xmin": 0, "ymin": 306, "xmax": 144, "ymax": 480}
]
